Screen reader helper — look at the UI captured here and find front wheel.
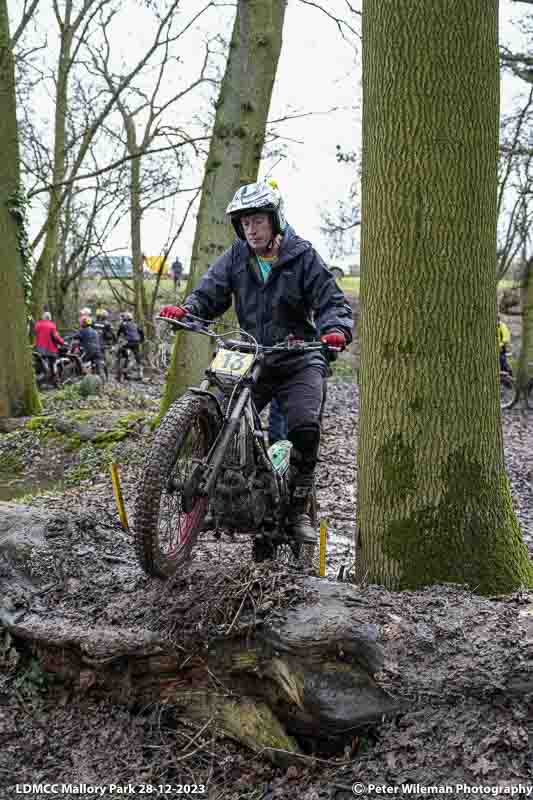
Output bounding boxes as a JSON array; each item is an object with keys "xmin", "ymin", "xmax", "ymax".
[
  {"xmin": 500, "ymin": 372, "xmax": 517, "ymax": 410},
  {"xmin": 527, "ymin": 378, "xmax": 533, "ymax": 411},
  {"xmin": 133, "ymin": 393, "xmax": 219, "ymax": 578}
]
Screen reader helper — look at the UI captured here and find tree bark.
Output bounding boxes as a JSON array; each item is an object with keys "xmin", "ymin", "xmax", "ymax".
[
  {"xmin": 357, "ymin": 0, "xmax": 532, "ymax": 593},
  {"xmin": 516, "ymin": 258, "xmax": 533, "ymax": 406},
  {"xmin": 0, "ymin": 0, "xmax": 41, "ymax": 417},
  {"xmin": 159, "ymin": 0, "xmax": 287, "ymax": 418},
  {"xmin": 30, "ymin": 1, "xmax": 73, "ymax": 321}
]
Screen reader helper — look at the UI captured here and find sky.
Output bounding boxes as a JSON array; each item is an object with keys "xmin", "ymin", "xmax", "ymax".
[
  {"xmin": 114, "ymin": 0, "xmax": 531, "ymax": 271},
  {"xmin": 12, "ymin": 0, "xmax": 532, "ymax": 272}
]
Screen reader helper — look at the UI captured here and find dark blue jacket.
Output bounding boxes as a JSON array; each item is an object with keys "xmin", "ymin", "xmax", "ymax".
[
  {"xmin": 76, "ymin": 326, "xmax": 102, "ymax": 356},
  {"xmin": 183, "ymin": 229, "xmax": 353, "ymax": 359}
]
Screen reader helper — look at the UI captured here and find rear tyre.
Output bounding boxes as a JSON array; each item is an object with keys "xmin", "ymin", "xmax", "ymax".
[
  {"xmin": 134, "ymin": 393, "xmax": 220, "ymax": 578},
  {"xmin": 500, "ymin": 372, "xmax": 517, "ymax": 410},
  {"xmin": 527, "ymin": 379, "xmax": 533, "ymax": 411},
  {"xmin": 275, "ymin": 488, "xmax": 318, "ymax": 570}
]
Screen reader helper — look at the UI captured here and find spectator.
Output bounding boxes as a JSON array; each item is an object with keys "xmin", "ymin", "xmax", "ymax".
[
  {"xmin": 117, "ymin": 311, "xmax": 145, "ymax": 379},
  {"xmin": 75, "ymin": 316, "xmax": 105, "ymax": 377},
  {"xmin": 34, "ymin": 312, "xmax": 65, "ymax": 384},
  {"xmin": 497, "ymin": 315, "xmax": 512, "ymax": 375},
  {"xmin": 169, "ymin": 257, "xmax": 183, "ymax": 291}
]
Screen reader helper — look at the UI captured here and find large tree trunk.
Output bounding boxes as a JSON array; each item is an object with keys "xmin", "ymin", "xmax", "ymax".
[
  {"xmin": 516, "ymin": 258, "xmax": 533, "ymax": 407},
  {"xmin": 356, "ymin": 0, "xmax": 532, "ymax": 593},
  {"xmin": 0, "ymin": 0, "xmax": 41, "ymax": 417},
  {"xmin": 159, "ymin": 0, "xmax": 286, "ymax": 418},
  {"xmin": 30, "ymin": 6, "xmax": 73, "ymax": 321}
]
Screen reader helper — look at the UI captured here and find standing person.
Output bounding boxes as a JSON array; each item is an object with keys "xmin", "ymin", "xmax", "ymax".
[
  {"xmin": 497, "ymin": 315, "xmax": 512, "ymax": 375},
  {"xmin": 94, "ymin": 308, "xmax": 116, "ymax": 369},
  {"xmin": 169, "ymin": 257, "xmax": 183, "ymax": 293},
  {"xmin": 34, "ymin": 312, "xmax": 65, "ymax": 384},
  {"xmin": 116, "ymin": 311, "xmax": 145, "ymax": 379},
  {"xmin": 75, "ymin": 316, "xmax": 104, "ymax": 376},
  {"xmin": 160, "ymin": 180, "xmax": 353, "ymax": 540}
]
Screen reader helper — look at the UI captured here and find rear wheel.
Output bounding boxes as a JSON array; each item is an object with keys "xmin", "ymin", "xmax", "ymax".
[
  {"xmin": 500, "ymin": 372, "xmax": 517, "ymax": 410},
  {"xmin": 57, "ymin": 356, "xmax": 82, "ymax": 385},
  {"xmin": 115, "ymin": 349, "xmax": 128, "ymax": 381},
  {"xmin": 527, "ymin": 378, "xmax": 533, "ymax": 410},
  {"xmin": 134, "ymin": 393, "xmax": 219, "ymax": 578},
  {"xmin": 256, "ymin": 489, "xmax": 318, "ymax": 570}
]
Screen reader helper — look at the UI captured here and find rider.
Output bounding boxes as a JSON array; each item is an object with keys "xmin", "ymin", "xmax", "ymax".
[
  {"xmin": 116, "ymin": 311, "xmax": 145, "ymax": 379},
  {"xmin": 94, "ymin": 308, "xmax": 116, "ymax": 367},
  {"xmin": 160, "ymin": 180, "xmax": 353, "ymax": 540},
  {"xmin": 34, "ymin": 312, "xmax": 65, "ymax": 384},
  {"xmin": 75, "ymin": 316, "xmax": 104, "ymax": 376},
  {"xmin": 497, "ymin": 315, "xmax": 512, "ymax": 375},
  {"xmin": 79, "ymin": 307, "xmax": 92, "ymax": 326}
]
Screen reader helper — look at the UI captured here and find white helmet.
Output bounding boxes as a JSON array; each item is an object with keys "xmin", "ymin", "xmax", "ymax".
[{"xmin": 226, "ymin": 180, "xmax": 286, "ymax": 240}]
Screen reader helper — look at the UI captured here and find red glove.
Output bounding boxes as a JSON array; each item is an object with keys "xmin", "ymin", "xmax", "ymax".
[
  {"xmin": 321, "ymin": 331, "xmax": 346, "ymax": 352},
  {"xmin": 159, "ymin": 305, "xmax": 188, "ymax": 320}
]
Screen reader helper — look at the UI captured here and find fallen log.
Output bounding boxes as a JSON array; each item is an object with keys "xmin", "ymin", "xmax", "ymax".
[
  {"xmin": 0, "ymin": 502, "xmax": 396, "ymax": 761},
  {"xmin": 3, "ymin": 501, "xmax": 533, "ymax": 765}
]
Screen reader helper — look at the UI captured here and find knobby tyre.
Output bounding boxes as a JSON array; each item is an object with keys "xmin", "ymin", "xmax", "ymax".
[
  {"xmin": 134, "ymin": 393, "xmax": 219, "ymax": 578},
  {"xmin": 271, "ymin": 489, "xmax": 318, "ymax": 570},
  {"xmin": 499, "ymin": 373, "xmax": 517, "ymax": 411}
]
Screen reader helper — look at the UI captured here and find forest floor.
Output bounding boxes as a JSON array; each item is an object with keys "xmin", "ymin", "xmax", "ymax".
[{"xmin": 1, "ymin": 368, "xmax": 533, "ymax": 799}]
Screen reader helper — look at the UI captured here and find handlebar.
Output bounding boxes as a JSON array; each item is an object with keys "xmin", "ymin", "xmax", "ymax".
[{"xmin": 155, "ymin": 315, "xmax": 329, "ymax": 354}]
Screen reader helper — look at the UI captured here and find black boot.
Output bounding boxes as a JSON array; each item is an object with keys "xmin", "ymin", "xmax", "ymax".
[{"xmin": 286, "ymin": 470, "xmax": 316, "ymax": 543}]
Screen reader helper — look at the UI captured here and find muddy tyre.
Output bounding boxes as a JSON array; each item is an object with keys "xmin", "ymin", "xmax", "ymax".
[
  {"xmin": 134, "ymin": 393, "xmax": 220, "ymax": 578},
  {"xmin": 500, "ymin": 372, "xmax": 517, "ymax": 410}
]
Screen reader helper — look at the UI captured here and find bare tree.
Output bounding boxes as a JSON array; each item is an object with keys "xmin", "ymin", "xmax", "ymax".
[
  {"xmin": 0, "ymin": 0, "xmax": 41, "ymax": 416},
  {"xmin": 27, "ymin": 0, "xmax": 216, "ymax": 320},
  {"xmin": 159, "ymin": 0, "xmax": 288, "ymax": 417}
]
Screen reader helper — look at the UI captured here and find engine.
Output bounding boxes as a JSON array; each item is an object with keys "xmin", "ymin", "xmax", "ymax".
[{"xmin": 214, "ymin": 467, "xmax": 269, "ymax": 530}]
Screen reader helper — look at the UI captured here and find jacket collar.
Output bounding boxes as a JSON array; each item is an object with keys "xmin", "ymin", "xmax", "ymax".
[{"xmin": 234, "ymin": 227, "xmax": 311, "ymax": 270}]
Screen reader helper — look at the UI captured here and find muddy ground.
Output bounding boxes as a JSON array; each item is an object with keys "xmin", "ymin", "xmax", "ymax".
[{"xmin": 0, "ymin": 374, "xmax": 533, "ymax": 800}]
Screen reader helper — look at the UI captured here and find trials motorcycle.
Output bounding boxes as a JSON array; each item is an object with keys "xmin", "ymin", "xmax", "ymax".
[{"xmin": 133, "ymin": 314, "xmax": 329, "ymax": 578}]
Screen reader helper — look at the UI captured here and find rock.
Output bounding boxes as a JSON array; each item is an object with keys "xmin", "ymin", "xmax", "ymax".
[
  {"xmin": 78, "ymin": 375, "xmax": 103, "ymax": 397},
  {"xmin": 0, "ymin": 417, "xmax": 31, "ymax": 434}
]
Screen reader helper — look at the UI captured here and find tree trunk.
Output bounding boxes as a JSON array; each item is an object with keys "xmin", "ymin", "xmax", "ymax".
[
  {"xmin": 0, "ymin": 0, "xmax": 41, "ymax": 417},
  {"xmin": 159, "ymin": 0, "xmax": 287, "ymax": 418},
  {"xmin": 516, "ymin": 258, "xmax": 533, "ymax": 407},
  {"xmin": 125, "ymin": 114, "xmax": 149, "ymax": 332},
  {"xmin": 357, "ymin": 0, "xmax": 532, "ymax": 593},
  {"xmin": 30, "ymin": 6, "xmax": 73, "ymax": 321}
]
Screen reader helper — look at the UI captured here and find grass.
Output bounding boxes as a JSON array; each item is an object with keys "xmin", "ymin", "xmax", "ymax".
[
  {"xmin": 82, "ymin": 274, "xmax": 514, "ymax": 311},
  {"xmin": 81, "ymin": 276, "xmax": 184, "ymax": 310},
  {"xmin": 339, "ymin": 276, "xmax": 360, "ymax": 294}
]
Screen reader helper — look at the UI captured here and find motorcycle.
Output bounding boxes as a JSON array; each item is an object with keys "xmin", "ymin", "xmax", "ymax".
[{"xmin": 133, "ymin": 314, "xmax": 328, "ymax": 579}]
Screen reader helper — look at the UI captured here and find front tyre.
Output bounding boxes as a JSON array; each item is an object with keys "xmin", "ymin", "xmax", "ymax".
[
  {"xmin": 500, "ymin": 372, "xmax": 517, "ymax": 410},
  {"xmin": 134, "ymin": 393, "xmax": 219, "ymax": 578}
]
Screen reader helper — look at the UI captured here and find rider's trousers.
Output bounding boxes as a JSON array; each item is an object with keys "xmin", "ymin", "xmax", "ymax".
[{"xmin": 252, "ymin": 361, "xmax": 325, "ymax": 473}]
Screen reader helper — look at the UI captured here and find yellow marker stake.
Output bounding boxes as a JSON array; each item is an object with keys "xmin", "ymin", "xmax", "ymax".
[
  {"xmin": 110, "ymin": 462, "xmax": 129, "ymax": 531},
  {"xmin": 319, "ymin": 519, "xmax": 327, "ymax": 577}
]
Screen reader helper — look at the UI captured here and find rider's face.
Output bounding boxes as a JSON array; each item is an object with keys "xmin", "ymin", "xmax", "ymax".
[{"xmin": 241, "ymin": 213, "xmax": 273, "ymax": 254}]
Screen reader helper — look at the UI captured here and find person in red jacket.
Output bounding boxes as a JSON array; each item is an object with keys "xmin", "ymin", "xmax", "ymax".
[{"xmin": 34, "ymin": 312, "xmax": 65, "ymax": 383}]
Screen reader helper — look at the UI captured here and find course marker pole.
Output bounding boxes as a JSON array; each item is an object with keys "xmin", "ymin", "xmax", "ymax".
[
  {"xmin": 319, "ymin": 519, "xmax": 327, "ymax": 577},
  {"xmin": 110, "ymin": 462, "xmax": 129, "ymax": 531}
]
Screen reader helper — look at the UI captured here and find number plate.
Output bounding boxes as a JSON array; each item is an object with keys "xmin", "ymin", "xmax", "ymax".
[{"xmin": 210, "ymin": 348, "xmax": 255, "ymax": 377}]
